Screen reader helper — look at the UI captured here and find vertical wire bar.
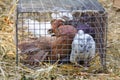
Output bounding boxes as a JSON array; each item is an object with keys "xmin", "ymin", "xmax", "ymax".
[
  {"xmin": 39, "ymin": 0, "xmax": 45, "ymax": 11},
  {"xmin": 59, "ymin": 0, "xmax": 66, "ymax": 10},
  {"xmin": 77, "ymin": 0, "xmax": 88, "ymax": 10},
  {"xmin": 19, "ymin": 0, "xmax": 22, "ymax": 11},
  {"xmin": 49, "ymin": 0, "xmax": 55, "ymax": 8},
  {"xmin": 16, "ymin": 6, "xmax": 19, "ymax": 66},
  {"xmin": 34, "ymin": 13, "xmax": 36, "ymax": 37},
  {"xmin": 44, "ymin": 13, "xmax": 47, "ymax": 36},
  {"xmin": 31, "ymin": 0, "xmax": 34, "ymax": 12},
  {"xmin": 105, "ymin": 13, "xmax": 108, "ymax": 68},
  {"xmin": 20, "ymin": 11, "xmax": 24, "ymax": 41},
  {"xmin": 39, "ymin": 13, "xmax": 40, "ymax": 38},
  {"xmin": 28, "ymin": 13, "xmax": 30, "ymax": 39},
  {"xmin": 105, "ymin": 12, "xmax": 108, "ymax": 54}
]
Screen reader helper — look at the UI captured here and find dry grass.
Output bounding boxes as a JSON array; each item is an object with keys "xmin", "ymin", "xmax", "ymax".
[{"xmin": 0, "ymin": 0, "xmax": 120, "ymax": 80}]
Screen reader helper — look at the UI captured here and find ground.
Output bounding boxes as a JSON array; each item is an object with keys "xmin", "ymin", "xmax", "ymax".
[{"xmin": 0, "ymin": 0, "xmax": 120, "ymax": 80}]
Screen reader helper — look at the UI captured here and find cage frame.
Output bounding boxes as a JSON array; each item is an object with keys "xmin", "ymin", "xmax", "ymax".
[{"xmin": 16, "ymin": 0, "xmax": 108, "ymax": 69}]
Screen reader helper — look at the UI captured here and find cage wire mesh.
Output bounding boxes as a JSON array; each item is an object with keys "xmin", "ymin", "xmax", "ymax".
[{"xmin": 16, "ymin": 0, "xmax": 107, "ymax": 69}]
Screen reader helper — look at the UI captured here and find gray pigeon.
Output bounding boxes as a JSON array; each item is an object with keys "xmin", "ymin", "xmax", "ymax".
[{"xmin": 70, "ymin": 30, "xmax": 96, "ymax": 67}]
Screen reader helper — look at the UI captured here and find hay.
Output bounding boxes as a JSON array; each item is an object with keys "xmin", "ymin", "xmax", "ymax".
[{"xmin": 0, "ymin": 0, "xmax": 120, "ymax": 80}]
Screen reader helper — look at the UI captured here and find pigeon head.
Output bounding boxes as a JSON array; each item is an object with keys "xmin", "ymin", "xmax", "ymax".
[
  {"xmin": 51, "ymin": 19, "xmax": 64, "ymax": 29},
  {"xmin": 78, "ymin": 30, "xmax": 84, "ymax": 35}
]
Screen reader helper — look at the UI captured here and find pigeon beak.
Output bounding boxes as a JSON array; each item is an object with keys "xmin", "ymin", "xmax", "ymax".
[{"xmin": 48, "ymin": 29, "xmax": 53, "ymax": 34}]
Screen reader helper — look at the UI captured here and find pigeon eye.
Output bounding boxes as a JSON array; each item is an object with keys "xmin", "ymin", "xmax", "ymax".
[{"xmin": 81, "ymin": 45, "xmax": 83, "ymax": 47}]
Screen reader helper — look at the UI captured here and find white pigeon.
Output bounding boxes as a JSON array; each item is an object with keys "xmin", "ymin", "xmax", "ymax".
[
  {"xmin": 70, "ymin": 30, "xmax": 96, "ymax": 66},
  {"xmin": 24, "ymin": 19, "xmax": 52, "ymax": 37}
]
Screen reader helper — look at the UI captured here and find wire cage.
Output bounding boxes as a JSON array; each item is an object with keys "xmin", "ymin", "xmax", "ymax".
[{"xmin": 16, "ymin": 0, "xmax": 107, "ymax": 68}]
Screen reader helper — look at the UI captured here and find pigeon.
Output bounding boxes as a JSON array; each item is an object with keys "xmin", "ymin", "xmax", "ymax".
[
  {"xmin": 24, "ymin": 19, "xmax": 52, "ymax": 37},
  {"xmin": 70, "ymin": 30, "xmax": 96, "ymax": 67}
]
